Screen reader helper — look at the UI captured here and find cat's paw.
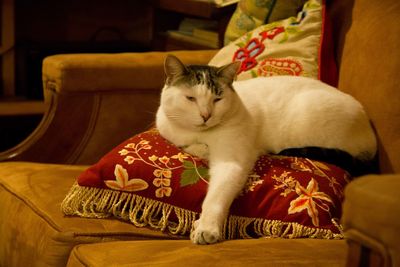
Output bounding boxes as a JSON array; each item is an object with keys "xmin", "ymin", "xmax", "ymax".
[
  {"xmin": 183, "ymin": 143, "xmax": 209, "ymax": 160},
  {"xmin": 190, "ymin": 219, "xmax": 221, "ymax": 245}
]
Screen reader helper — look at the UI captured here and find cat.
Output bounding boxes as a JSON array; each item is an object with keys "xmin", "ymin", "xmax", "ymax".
[{"xmin": 155, "ymin": 55, "xmax": 377, "ymax": 245}]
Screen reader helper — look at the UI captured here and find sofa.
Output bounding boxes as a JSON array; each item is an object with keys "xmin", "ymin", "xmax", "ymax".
[{"xmin": 0, "ymin": 0, "xmax": 399, "ymax": 266}]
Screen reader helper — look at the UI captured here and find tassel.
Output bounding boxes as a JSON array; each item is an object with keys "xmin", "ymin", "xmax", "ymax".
[{"xmin": 61, "ymin": 183, "xmax": 343, "ymax": 239}]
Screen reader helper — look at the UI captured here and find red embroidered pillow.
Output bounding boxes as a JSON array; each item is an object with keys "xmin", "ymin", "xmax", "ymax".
[
  {"xmin": 210, "ymin": 0, "xmax": 338, "ymax": 87},
  {"xmin": 62, "ymin": 129, "xmax": 349, "ymax": 240}
]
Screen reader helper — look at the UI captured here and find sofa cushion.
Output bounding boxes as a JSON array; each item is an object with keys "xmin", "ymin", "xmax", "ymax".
[
  {"xmin": 62, "ymin": 129, "xmax": 349, "ymax": 241},
  {"xmin": 0, "ymin": 162, "xmax": 175, "ymax": 267},
  {"xmin": 67, "ymin": 239, "xmax": 347, "ymax": 267},
  {"xmin": 211, "ymin": 0, "xmax": 337, "ymax": 87}
]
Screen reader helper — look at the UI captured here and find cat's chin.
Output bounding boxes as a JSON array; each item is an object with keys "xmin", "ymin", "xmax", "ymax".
[{"xmin": 194, "ymin": 122, "xmax": 219, "ymax": 131}]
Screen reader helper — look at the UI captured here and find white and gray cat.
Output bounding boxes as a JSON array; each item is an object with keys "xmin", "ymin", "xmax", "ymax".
[{"xmin": 156, "ymin": 55, "xmax": 377, "ymax": 245}]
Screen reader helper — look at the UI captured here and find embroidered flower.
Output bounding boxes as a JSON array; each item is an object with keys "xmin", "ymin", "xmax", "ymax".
[
  {"xmin": 233, "ymin": 38, "xmax": 265, "ymax": 73},
  {"xmin": 138, "ymin": 140, "xmax": 150, "ymax": 145},
  {"xmin": 259, "ymin": 26, "xmax": 285, "ymax": 40},
  {"xmin": 148, "ymin": 155, "xmax": 158, "ymax": 162},
  {"xmin": 288, "ymin": 178, "xmax": 333, "ymax": 226},
  {"xmin": 153, "ymin": 169, "xmax": 172, "ymax": 178},
  {"xmin": 142, "ymin": 144, "xmax": 152, "ymax": 150},
  {"xmin": 155, "ymin": 187, "xmax": 172, "ymax": 198},
  {"xmin": 118, "ymin": 149, "xmax": 129, "ymax": 156},
  {"xmin": 104, "ymin": 164, "xmax": 148, "ymax": 192},
  {"xmin": 124, "ymin": 156, "xmax": 135, "ymax": 164},
  {"xmin": 158, "ymin": 156, "xmax": 170, "ymax": 165},
  {"xmin": 171, "ymin": 152, "xmax": 189, "ymax": 162},
  {"xmin": 125, "ymin": 143, "xmax": 136, "ymax": 149},
  {"xmin": 153, "ymin": 178, "xmax": 171, "ymax": 187}
]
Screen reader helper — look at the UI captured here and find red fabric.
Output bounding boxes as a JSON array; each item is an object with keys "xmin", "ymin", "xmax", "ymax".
[
  {"xmin": 77, "ymin": 129, "xmax": 349, "ymax": 235},
  {"xmin": 319, "ymin": 0, "xmax": 338, "ymax": 87}
]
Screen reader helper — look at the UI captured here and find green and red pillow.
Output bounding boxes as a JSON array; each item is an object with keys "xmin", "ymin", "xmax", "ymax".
[
  {"xmin": 212, "ymin": 0, "xmax": 337, "ymax": 87},
  {"xmin": 62, "ymin": 129, "xmax": 348, "ymax": 240}
]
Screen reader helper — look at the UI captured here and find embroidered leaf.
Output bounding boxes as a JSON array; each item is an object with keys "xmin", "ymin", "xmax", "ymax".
[
  {"xmin": 183, "ymin": 160, "xmax": 195, "ymax": 169},
  {"xmin": 197, "ymin": 166, "xmax": 210, "ymax": 182},
  {"xmin": 180, "ymin": 160, "xmax": 209, "ymax": 187},
  {"xmin": 180, "ymin": 168, "xmax": 200, "ymax": 187}
]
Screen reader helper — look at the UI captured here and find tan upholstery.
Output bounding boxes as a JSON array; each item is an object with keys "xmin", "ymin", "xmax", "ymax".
[
  {"xmin": 342, "ymin": 175, "xmax": 400, "ymax": 267},
  {"xmin": 329, "ymin": 0, "xmax": 400, "ymax": 173},
  {"xmin": 0, "ymin": 0, "xmax": 399, "ymax": 266},
  {"xmin": 67, "ymin": 239, "xmax": 347, "ymax": 267},
  {"xmin": 0, "ymin": 162, "xmax": 176, "ymax": 267},
  {"xmin": 42, "ymin": 51, "xmax": 217, "ymax": 93}
]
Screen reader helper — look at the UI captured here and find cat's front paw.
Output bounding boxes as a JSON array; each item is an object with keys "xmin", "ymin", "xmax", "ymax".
[
  {"xmin": 190, "ymin": 219, "xmax": 221, "ymax": 245},
  {"xmin": 183, "ymin": 143, "xmax": 209, "ymax": 160}
]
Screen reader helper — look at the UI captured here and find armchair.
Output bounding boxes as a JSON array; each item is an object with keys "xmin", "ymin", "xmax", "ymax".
[{"xmin": 0, "ymin": 0, "xmax": 399, "ymax": 266}]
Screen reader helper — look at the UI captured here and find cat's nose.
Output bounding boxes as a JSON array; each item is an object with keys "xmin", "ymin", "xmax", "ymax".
[{"xmin": 201, "ymin": 113, "xmax": 211, "ymax": 122}]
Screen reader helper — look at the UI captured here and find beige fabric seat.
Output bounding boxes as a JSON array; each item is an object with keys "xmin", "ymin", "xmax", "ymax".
[
  {"xmin": 0, "ymin": 162, "xmax": 175, "ymax": 267},
  {"xmin": 66, "ymin": 239, "xmax": 347, "ymax": 267}
]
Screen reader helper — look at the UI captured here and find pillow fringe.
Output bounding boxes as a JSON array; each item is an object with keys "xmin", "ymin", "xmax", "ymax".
[{"xmin": 61, "ymin": 183, "xmax": 343, "ymax": 240}]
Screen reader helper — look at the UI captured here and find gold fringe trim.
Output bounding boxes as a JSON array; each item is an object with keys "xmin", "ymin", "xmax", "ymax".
[{"xmin": 61, "ymin": 183, "xmax": 343, "ymax": 240}]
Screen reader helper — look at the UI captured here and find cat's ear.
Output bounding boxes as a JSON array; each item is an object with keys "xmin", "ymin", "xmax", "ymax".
[
  {"xmin": 217, "ymin": 61, "xmax": 240, "ymax": 84},
  {"xmin": 164, "ymin": 55, "xmax": 188, "ymax": 84}
]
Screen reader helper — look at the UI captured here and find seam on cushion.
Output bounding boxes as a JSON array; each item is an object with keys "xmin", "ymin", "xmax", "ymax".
[
  {"xmin": 0, "ymin": 182, "xmax": 63, "ymax": 232},
  {"xmin": 70, "ymin": 245, "xmax": 90, "ymax": 267},
  {"xmin": 0, "ymin": 182, "xmax": 177, "ymax": 240}
]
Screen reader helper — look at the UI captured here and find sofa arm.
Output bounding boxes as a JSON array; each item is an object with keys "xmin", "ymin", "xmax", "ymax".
[
  {"xmin": 42, "ymin": 50, "xmax": 217, "ymax": 94},
  {"xmin": 342, "ymin": 174, "xmax": 400, "ymax": 266},
  {"xmin": 0, "ymin": 50, "xmax": 217, "ymax": 165}
]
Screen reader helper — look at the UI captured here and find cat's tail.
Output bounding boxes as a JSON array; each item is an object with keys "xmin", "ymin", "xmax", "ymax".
[{"xmin": 277, "ymin": 147, "xmax": 379, "ymax": 178}]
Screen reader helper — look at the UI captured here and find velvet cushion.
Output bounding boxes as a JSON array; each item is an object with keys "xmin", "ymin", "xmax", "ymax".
[
  {"xmin": 212, "ymin": 0, "xmax": 337, "ymax": 87},
  {"xmin": 62, "ymin": 129, "xmax": 349, "ymax": 240}
]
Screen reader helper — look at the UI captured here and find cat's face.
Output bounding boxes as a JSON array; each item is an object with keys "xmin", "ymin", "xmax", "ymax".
[{"xmin": 160, "ymin": 55, "xmax": 240, "ymax": 131}]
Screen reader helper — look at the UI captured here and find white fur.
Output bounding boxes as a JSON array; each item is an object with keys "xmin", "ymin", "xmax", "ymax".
[{"xmin": 156, "ymin": 75, "xmax": 377, "ymax": 244}]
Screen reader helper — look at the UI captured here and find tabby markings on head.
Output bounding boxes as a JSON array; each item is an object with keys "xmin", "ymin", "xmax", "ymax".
[{"xmin": 170, "ymin": 65, "xmax": 224, "ymax": 97}]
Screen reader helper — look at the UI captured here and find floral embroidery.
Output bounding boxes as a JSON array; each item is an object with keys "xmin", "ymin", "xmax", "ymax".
[
  {"xmin": 288, "ymin": 178, "xmax": 333, "ymax": 227},
  {"xmin": 233, "ymin": 25, "xmax": 303, "ymax": 74},
  {"xmin": 240, "ymin": 173, "xmax": 263, "ymax": 195},
  {"xmin": 104, "ymin": 164, "xmax": 148, "ymax": 192},
  {"xmin": 117, "ymin": 137, "xmax": 208, "ymax": 198},
  {"xmin": 272, "ymin": 171, "xmax": 297, "ymax": 197},
  {"xmin": 233, "ymin": 26, "xmax": 286, "ymax": 74},
  {"xmin": 257, "ymin": 58, "xmax": 303, "ymax": 77}
]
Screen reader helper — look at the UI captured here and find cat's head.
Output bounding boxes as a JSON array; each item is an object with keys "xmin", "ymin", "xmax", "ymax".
[{"xmin": 159, "ymin": 55, "xmax": 240, "ymax": 131}]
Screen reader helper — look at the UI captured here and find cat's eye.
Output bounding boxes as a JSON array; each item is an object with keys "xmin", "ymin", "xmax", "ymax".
[
  {"xmin": 214, "ymin": 98, "xmax": 223, "ymax": 103},
  {"xmin": 186, "ymin": 96, "xmax": 196, "ymax": 102}
]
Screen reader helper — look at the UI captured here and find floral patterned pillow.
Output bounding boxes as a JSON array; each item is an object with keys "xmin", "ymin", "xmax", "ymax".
[
  {"xmin": 62, "ymin": 129, "xmax": 349, "ymax": 240},
  {"xmin": 212, "ymin": 0, "xmax": 337, "ymax": 87}
]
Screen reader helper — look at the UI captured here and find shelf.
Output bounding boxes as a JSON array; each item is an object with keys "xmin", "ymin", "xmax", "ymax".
[
  {"xmin": 151, "ymin": 0, "xmax": 236, "ymax": 51},
  {"xmin": 151, "ymin": 0, "xmax": 236, "ymax": 18}
]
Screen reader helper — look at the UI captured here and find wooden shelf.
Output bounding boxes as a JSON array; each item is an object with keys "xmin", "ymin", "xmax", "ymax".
[
  {"xmin": 151, "ymin": 0, "xmax": 236, "ymax": 18},
  {"xmin": 151, "ymin": 0, "xmax": 236, "ymax": 51}
]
